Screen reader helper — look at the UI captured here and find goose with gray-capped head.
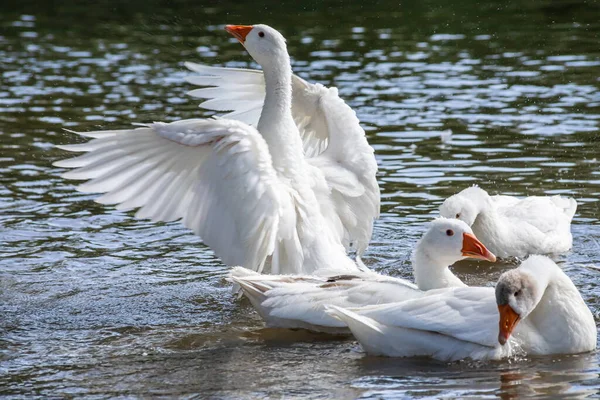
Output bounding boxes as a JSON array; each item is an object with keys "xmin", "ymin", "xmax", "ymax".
[
  {"xmin": 230, "ymin": 218, "xmax": 496, "ymax": 333},
  {"xmin": 53, "ymin": 24, "xmax": 378, "ymax": 282},
  {"xmin": 439, "ymin": 186, "xmax": 576, "ymax": 258},
  {"xmin": 326, "ymin": 255, "xmax": 595, "ymax": 361}
]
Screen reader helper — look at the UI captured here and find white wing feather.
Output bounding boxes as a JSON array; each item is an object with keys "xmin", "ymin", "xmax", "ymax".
[
  {"xmin": 229, "ymin": 267, "xmax": 421, "ymax": 332},
  {"xmin": 299, "ymin": 79, "xmax": 380, "ymax": 255},
  {"xmin": 185, "ymin": 63, "xmax": 379, "ymax": 256},
  {"xmin": 500, "ymin": 195, "xmax": 576, "ymax": 234},
  {"xmin": 351, "ymin": 286, "xmax": 500, "ymax": 348},
  {"xmin": 229, "ymin": 267, "xmax": 420, "ymax": 329},
  {"xmin": 184, "ymin": 63, "xmax": 265, "ymax": 126},
  {"xmin": 325, "ymin": 303, "xmax": 509, "ymax": 361},
  {"xmin": 54, "ymin": 118, "xmax": 286, "ymax": 272}
]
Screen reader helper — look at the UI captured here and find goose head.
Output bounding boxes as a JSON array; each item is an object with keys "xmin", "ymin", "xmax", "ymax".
[
  {"xmin": 413, "ymin": 218, "xmax": 496, "ymax": 291},
  {"xmin": 495, "ymin": 257, "xmax": 545, "ymax": 345},
  {"xmin": 419, "ymin": 218, "xmax": 496, "ymax": 265},
  {"xmin": 225, "ymin": 24, "xmax": 288, "ymax": 68},
  {"xmin": 439, "ymin": 186, "xmax": 490, "ymax": 226},
  {"xmin": 496, "ymin": 256, "xmax": 596, "ymax": 352}
]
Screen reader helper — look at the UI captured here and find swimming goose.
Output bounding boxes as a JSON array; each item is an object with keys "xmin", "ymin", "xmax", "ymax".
[
  {"xmin": 439, "ymin": 186, "xmax": 576, "ymax": 258},
  {"xmin": 53, "ymin": 24, "xmax": 378, "ymax": 277},
  {"xmin": 185, "ymin": 25, "xmax": 379, "ymax": 262},
  {"xmin": 230, "ymin": 218, "xmax": 496, "ymax": 333},
  {"xmin": 326, "ymin": 255, "xmax": 596, "ymax": 361}
]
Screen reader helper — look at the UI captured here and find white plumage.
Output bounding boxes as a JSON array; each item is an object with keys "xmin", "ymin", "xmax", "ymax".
[
  {"xmin": 185, "ymin": 62, "xmax": 379, "ymax": 257},
  {"xmin": 55, "ymin": 119, "xmax": 284, "ymax": 273},
  {"xmin": 326, "ymin": 256, "xmax": 596, "ymax": 361},
  {"xmin": 53, "ymin": 24, "xmax": 379, "ymax": 279},
  {"xmin": 439, "ymin": 185, "xmax": 577, "ymax": 258},
  {"xmin": 230, "ymin": 218, "xmax": 496, "ymax": 332}
]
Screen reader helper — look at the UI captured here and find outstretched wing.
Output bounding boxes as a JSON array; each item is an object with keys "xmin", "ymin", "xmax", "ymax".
[
  {"xmin": 295, "ymin": 76, "xmax": 380, "ymax": 255},
  {"xmin": 53, "ymin": 118, "xmax": 288, "ymax": 272},
  {"xmin": 185, "ymin": 63, "xmax": 265, "ymax": 127},
  {"xmin": 185, "ymin": 63, "xmax": 379, "ymax": 256},
  {"xmin": 184, "ymin": 62, "xmax": 325, "ymax": 155}
]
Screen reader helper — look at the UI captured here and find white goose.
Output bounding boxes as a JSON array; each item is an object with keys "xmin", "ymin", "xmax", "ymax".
[
  {"xmin": 439, "ymin": 186, "xmax": 577, "ymax": 258},
  {"xmin": 52, "ymin": 24, "xmax": 378, "ymax": 277},
  {"xmin": 230, "ymin": 218, "xmax": 496, "ymax": 333},
  {"xmin": 185, "ymin": 25, "xmax": 379, "ymax": 261},
  {"xmin": 327, "ymin": 255, "xmax": 596, "ymax": 361}
]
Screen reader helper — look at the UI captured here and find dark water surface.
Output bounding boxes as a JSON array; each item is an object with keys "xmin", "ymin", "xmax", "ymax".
[{"xmin": 2, "ymin": 0, "xmax": 600, "ymax": 398}]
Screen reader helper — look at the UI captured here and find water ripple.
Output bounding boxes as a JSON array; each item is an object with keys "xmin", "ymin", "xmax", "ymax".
[{"xmin": 1, "ymin": 1, "xmax": 600, "ymax": 398}]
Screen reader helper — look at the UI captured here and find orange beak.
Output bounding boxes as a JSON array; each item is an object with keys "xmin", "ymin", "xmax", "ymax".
[
  {"xmin": 225, "ymin": 25, "xmax": 253, "ymax": 44},
  {"xmin": 461, "ymin": 233, "xmax": 496, "ymax": 262},
  {"xmin": 498, "ymin": 304, "xmax": 520, "ymax": 345}
]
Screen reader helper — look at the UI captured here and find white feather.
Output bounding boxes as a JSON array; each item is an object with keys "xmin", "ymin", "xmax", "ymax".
[
  {"xmin": 185, "ymin": 63, "xmax": 380, "ymax": 257},
  {"xmin": 54, "ymin": 118, "xmax": 283, "ymax": 273}
]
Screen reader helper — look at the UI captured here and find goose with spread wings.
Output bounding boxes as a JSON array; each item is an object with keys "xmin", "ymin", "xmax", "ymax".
[{"xmin": 53, "ymin": 24, "xmax": 379, "ymax": 278}]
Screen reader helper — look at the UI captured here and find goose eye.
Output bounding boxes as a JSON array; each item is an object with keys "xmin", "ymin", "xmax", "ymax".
[
  {"xmin": 446, "ymin": 229, "xmax": 454, "ymax": 237},
  {"xmin": 258, "ymin": 31, "xmax": 265, "ymax": 38},
  {"xmin": 515, "ymin": 290, "xmax": 521, "ymax": 297},
  {"xmin": 456, "ymin": 213, "xmax": 461, "ymax": 218}
]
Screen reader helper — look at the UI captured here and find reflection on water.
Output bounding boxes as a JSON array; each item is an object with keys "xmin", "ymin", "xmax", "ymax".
[
  {"xmin": 1, "ymin": 0, "xmax": 600, "ymax": 397},
  {"xmin": 355, "ymin": 353, "xmax": 600, "ymax": 398}
]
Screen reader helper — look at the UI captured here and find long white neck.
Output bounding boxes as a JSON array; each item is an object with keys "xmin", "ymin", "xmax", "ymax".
[
  {"xmin": 472, "ymin": 202, "xmax": 514, "ymax": 257},
  {"xmin": 473, "ymin": 204, "xmax": 500, "ymax": 237},
  {"xmin": 257, "ymin": 54, "xmax": 305, "ymax": 175},
  {"xmin": 467, "ymin": 190, "xmax": 511, "ymax": 256},
  {"xmin": 519, "ymin": 262, "xmax": 596, "ymax": 354},
  {"xmin": 412, "ymin": 243, "xmax": 466, "ymax": 291}
]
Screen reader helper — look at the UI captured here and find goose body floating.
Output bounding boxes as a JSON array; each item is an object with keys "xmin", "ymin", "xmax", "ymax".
[
  {"xmin": 230, "ymin": 218, "xmax": 495, "ymax": 333},
  {"xmin": 439, "ymin": 186, "xmax": 576, "ymax": 258},
  {"xmin": 326, "ymin": 255, "xmax": 596, "ymax": 361},
  {"xmin": 53, "ymin": 24, "xmax": 379, "ymax": 277}
]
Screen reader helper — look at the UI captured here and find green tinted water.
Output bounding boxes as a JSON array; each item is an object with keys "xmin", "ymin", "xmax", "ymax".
[{"xmin": 1, "ymin": 0, "xmax": 600, "ymax": 398}]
